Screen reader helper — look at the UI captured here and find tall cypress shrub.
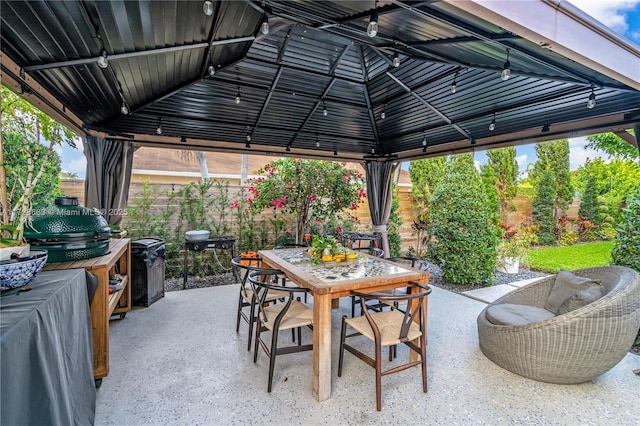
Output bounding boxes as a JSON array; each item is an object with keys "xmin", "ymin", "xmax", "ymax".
[
  {"xmin": 427, "ymin": 155, "xmax": 497, "ymax": 286},
  {"xmin": 532, "ymin": 171, "xmax": 557, "ymax": 245},
  {"xmin": 578, "ymin": 174, "xmax": 601, "ymax": 225}
]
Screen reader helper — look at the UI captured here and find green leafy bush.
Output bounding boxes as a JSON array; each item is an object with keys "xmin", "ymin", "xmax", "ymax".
[
  {"xmin": 559, "ymin": 231, "xmax": 578, "ymax": 246},
  {"xmin": 597, "ymin": 226, "xmax": 617, "ymax": 240},
  {"xmin": 611, "ymin": 188, "xmax": 640, "ymax": 272},
  {"xmin": 427, "ymin": 155, "xmax": 497, "ymax": 286}
]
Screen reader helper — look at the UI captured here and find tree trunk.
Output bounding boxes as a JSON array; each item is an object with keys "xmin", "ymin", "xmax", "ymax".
[
  {"xmin": 241, "ymin": 154, "xmax": 249, "ymax": 185},
  {"xmin": 195, "ymin": 151, "xmax": 209, "ymax": 182}
]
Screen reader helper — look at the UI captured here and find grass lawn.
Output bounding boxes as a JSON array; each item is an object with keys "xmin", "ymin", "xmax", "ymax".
[{"xmin": 525, "ymin": 241, "xmax": 615, "ymax": 273}]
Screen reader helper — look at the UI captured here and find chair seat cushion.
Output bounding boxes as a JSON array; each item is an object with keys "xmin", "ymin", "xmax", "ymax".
[
  {"xmin": 262, "ymin": 300, "xmax": 313, "ymax": 331},
  {"xmin": 345, "ymin": 310, "xmax": 422, "ymax": 346},
  {"xmin": 485, "ymin": 303, "xmax": 556, "ymax": 326},
  {"xmin": 544, "ymin": 270, "xmax": 602, "ymax": 314}
]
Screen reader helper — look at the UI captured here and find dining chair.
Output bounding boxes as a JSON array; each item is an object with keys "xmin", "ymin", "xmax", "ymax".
[
  {"xmin": 338, "ymin": 282, "xmax": 432, "ymax": 411},
  {"xmin": 248, "ymin": 269, "xmax": 313, "ymax": 392},
  {"xmin": 231, "ymin": 256, "xmax": 290, "ymax": 351},
  {"xmin": 272, "ymin": 244, "xmax": 310, "ymax": 303}
]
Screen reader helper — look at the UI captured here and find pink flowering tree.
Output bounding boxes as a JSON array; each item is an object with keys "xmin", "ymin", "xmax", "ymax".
[{"xmin": 245, "ymin": 158, "xmax": 366, "ymax": 244}]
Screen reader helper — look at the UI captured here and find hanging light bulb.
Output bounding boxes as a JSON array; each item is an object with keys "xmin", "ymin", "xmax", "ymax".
[
  {"xmin": 392, "ymin": 51, "xmax": 400, "ymax": 68},
  {"xmin": 97, "ymin": 49, "xmax": 108, "ymax": 69},
  {"xmin": 501, "ymin": 49, "xmax": 511, "ymax": 81},
  {"xmin": 367, "ymin": 2, "xmax": 378, "ymax": 38},
  {"xmin": 371, "ymin": 147, "xmax": 376, "ymax": 154},
  {"xmin": 120, "ymin": 102, "xmax": 129, "ymax": 115},
  {"xmin": 208, "ymin": 64, "xmax": 215, "ymax": 77},
  {"xmin": 422, "ymin": 133, "xmax": 428, "ymax": 152},
  {"xmin": 316, "ymin": 137, "xmax": 320, "ymax": 148},
  {"xmin": 246, "ymin": 133, "xmax": 252, "ymax": 142},
  {"xmin": 381, "ymin": 110, "xmax": 386, "ymax": 120},
  {"xmin": 322, "ymin": 101, "xmax": 328, "ymax": 116},
  {"xmin": 235, "ymin": 88, "xmax": 241, "ymax": 104},
  {"xmin": 451, "ymin": 70, "xmax": 458, "ymax": 93},
  {"xmin": 203, "ymin": 1, "xmax": 214, "ymax": 16},
  {"xmin": 156, "ymin": 119, "xmax": 162, "ymax": 135},
  {"xmin": 261, "ymin": 14, "xmax": 270, "ymax": 35},
  {"xmin": 489, "ymin": 113, "xmax": 496, "ymax": 131},
  {"xmin": 587, "ymin": 87, "xmax": 596, "ymax": 109}
]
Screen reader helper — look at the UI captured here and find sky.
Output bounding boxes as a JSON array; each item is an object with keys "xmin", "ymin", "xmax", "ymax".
[{"xmin": 59, "ymin": 0, "xmax": 640, "ymax": 179}]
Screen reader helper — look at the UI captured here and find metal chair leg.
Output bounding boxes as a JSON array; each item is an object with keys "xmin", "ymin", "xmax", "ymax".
[
  {"xmin": 338, "ymin": 316, "xmax": 347, "ymax": 377},
  {"xmin": 267, "ymin": 329, "xmax": 279, "ymax": 393}
]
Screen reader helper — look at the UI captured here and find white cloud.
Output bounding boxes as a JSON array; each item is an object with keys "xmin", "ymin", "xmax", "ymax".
[
  {"xmin": 65, "ymin": 158, "xmax": 87, "ymax": 178},
  {"xmin": 515, "ymin": 154, "xmax": 528, "ymax": 168},
  {"xmin": 568, "ymin": 137, "xmax": 606, "ymax": 170},
  {"xmin": 474, "ymin": 160, "xmax": 481, "ymax": 171},
  {"xmin": 568, "ymin": 0, "xmax": 639, "ymax": 34}
]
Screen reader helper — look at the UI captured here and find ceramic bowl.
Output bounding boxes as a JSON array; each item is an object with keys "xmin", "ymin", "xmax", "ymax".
[{"xmin": 0, "ymin": 250, "xmax": 48, "ymax": 291}]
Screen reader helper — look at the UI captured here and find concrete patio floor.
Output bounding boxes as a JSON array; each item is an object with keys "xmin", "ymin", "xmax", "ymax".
[{"xmin": 96, "ymin": 283, "xmax": 639, "ymax": 425}]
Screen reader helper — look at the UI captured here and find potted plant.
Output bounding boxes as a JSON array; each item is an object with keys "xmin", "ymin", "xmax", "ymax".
[{"xmin": 496, "ymin": 237, "xmax": 527, "ymax": 274}]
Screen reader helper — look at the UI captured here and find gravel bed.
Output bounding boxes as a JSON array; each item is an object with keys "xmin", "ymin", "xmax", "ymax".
[{"xmin": 165, "ymin": 261, "xmax": 549, "ymax": 294}]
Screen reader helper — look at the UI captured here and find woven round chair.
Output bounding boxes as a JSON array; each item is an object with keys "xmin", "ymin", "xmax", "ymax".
[{"xmin": 477, "ymin": 266, "xmax": 640, "ymax": 384}]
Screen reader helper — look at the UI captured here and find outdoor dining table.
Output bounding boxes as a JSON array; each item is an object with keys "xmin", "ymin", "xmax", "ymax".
[{"xmin": 258, "ymin": 248, "xmax": 430, "ymax": 402}]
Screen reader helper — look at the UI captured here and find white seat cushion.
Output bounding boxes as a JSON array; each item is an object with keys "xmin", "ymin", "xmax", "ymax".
[
  {"xmin": 345, "ymin": 310, "xmax": 422, "ymax": 346},
  {"xmin": 486, "ymin": 303, "xmax": 555, "ymax": 326}
]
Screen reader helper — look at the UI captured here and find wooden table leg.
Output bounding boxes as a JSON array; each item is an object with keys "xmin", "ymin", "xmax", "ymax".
[{"xmin": 313, "ymin": 293, "xmax": 332, "ymax": 401}]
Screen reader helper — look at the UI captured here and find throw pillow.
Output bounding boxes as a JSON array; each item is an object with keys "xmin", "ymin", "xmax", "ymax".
[
  {"xmin": 544, "ymin": 270, "xmax": 602, "ymax": 314},
  {"xmin": 485, "ymin": 303, "xmax": 556, "ymax": 326},
  {"xmin": 557, "ymin": 284, "xmax": 606, "ymax": 314}
]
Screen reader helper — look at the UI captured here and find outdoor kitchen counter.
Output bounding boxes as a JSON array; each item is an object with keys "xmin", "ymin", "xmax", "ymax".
[{"xmin": 44, "ymin": 238, "xmax": 131, "ymax": 383}]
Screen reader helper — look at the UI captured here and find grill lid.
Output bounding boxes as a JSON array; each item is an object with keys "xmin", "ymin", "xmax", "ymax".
[{"xmin": 24, "ymin": 197, "xmax": 112, "ymax": 240}]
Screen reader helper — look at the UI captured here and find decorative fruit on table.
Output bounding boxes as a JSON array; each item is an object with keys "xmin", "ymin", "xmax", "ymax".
[{"xmin": 308, "ymin": 235, "xmax": 357, "ymax": 264}]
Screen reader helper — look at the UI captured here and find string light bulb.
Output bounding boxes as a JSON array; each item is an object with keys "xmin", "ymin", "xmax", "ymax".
[
  {"xmin": 322, "ymin": 101, "xmax": 328, "ymax": 116},
  {"xmin": 367, "ymin": 1, "xmax": 378, "ymax": 38},
  {"xmin": 489, "ymin": 113, "xmax": 496, "ymax": 131},
  {"xmin": 246, "ymin": 132, "xmax": 252, "ymax": 142},
  {"xmin": 587, "ymin": 87, "xmax": 596, "ymax": 109},
  {"xmin": 203, "ymin": 1, "xmax": 214, "ymax": 16},
  {"xmin": 97, "ymin": 49, "xmax": 108, "ymax": 69},
  {"xmin": 261, "ymin": 14, "xmax": 269, "ymax": 35},
  {"xmin": 208, "ymin": 64, "xmax": 215, "ymax": 77},
  {"xmin": 501, "ymin": 49, "xmax": 511, "ymax": 81},
  {"xmin": 422, "ymin": 132, "xmax": 427, "ymax": 152},
  {"xmin": 235, "ymin": 87, "xmax": 241, "ymax": 104},
  {"xmin": 451, "ymin": 69, "xmax": 459, "ymax": 93},
  {"xmin": 120, "ymin": 102, "xmax": 129, "ymax": 115},
  {"xmin": 156, "ymin": 119, "xmax": 162, "ymax": 135},
  {"xmin": 392, "ymin": 51, "xmax": 400, "ymax": 68}
]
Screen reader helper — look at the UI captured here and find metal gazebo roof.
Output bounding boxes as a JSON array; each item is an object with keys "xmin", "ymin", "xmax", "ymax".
[{"xmin": 2, "ymin": 0, "xmax": 639, "ymax": 161}]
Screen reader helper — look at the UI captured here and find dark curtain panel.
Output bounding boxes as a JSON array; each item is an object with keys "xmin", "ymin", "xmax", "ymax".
[
  {"xmin": 83, "ymin": 136, "xmax": 133, "ymax": 226},
  {"xmin": 364, "ymin": 160, "xmax": 399, "ymax": 258}
]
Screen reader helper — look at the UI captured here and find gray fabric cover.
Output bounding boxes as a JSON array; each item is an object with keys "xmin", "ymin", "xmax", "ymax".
[
  {"xmin": 485, "ymin": 303, "xmax": 555, "ymax": 326},
  {"xmin": 558, "ymin": 284, "xmax": 606, "ymax": 314},
  {"xmin": 364, "ymin": 160, "xmax": 399, "ymax": 258},
  {"xmin": 544, "ymin": 270, "xmax": 602, "ymax": 314},
  {"xmin": 0, "ymin": 269, "xmax": 96, "ymax": 425},
  {"xmin": 84, "ymin": 135, "xmax": 134, "ymax": 225}
]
